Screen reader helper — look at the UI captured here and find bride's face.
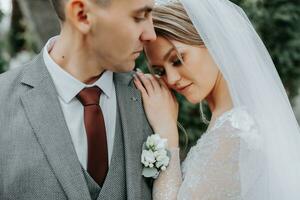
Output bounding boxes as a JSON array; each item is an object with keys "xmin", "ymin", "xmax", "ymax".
[{"xmin": 144, "ymin": 36, "xmax": 220, "ymax": 104}]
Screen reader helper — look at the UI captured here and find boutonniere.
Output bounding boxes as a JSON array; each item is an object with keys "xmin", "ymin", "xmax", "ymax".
[{"xmin": 141, "ymin": 134, "xmax": 171, "ymax": 179}]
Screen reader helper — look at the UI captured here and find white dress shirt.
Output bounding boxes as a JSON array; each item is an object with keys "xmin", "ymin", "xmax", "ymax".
[{"xmin": 43, "ymin": 37, "xmax": 117, "ymax": 169}]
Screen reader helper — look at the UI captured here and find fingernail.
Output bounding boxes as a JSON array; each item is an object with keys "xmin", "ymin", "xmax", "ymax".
[
  {"xmin": 136, "ymin": 68, "xmax": 142, "ymax": 73},
  {"xmin": 137, "ymin": 71, "xmax": 143, "ymax": 76}
]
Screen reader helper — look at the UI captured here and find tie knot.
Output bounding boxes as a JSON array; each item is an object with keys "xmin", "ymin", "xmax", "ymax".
[{"xmin": 77, "ymin": 86, "xmax": 102, "ymax": 106}]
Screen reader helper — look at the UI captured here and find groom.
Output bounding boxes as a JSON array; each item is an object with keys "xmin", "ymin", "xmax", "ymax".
[{"xmin": 0, "ymin": 0, "xmax": 156, "ymax": 199}]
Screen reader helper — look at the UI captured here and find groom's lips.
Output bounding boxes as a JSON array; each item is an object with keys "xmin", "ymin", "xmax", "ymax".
[
  {"xmin": 133, "ymin": 50, "xmax": 143, "ymax": 59},
  {"xmin": 133, "ymin": 49, "xmax": 143, "ymax": 54}
]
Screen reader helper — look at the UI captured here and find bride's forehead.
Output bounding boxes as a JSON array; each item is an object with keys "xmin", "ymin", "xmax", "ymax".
[
  {"xmin": 145, "ymin": 39, "xmax": 173, "ymax": 56},
  {"xmin": 146, "ymin": 38, "xmax": 186, "ymax": 53},
  {"xmin": 149, "ymin": 37, "xmax": 171, "ymax": 47}
]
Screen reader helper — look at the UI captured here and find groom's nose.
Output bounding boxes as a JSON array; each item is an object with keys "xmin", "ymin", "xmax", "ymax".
[{"xmin": 140, "ymin": 20, "xmax": 157, "ymax": 43}]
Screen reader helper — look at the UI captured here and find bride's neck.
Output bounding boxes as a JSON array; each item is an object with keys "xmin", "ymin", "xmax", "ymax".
[{"xmin": 206, "ymin": 73, "xmax": 233, "ymax": 124}]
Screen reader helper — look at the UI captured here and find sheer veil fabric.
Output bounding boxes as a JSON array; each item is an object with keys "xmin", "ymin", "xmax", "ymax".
[{"xmin": 157, "ymin": 0, "xmax": 300, "ymax": 199}]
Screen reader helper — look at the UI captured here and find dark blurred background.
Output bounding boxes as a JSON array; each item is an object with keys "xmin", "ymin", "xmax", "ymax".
[{"xmin": 0, "ymin": 0, "xmax": 299, "ymax": 154}]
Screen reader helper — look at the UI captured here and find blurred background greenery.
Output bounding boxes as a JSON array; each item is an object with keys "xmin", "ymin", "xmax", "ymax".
[{"xmin": 0, "ymin": 0, "xmax": 299, "ymax": 155}]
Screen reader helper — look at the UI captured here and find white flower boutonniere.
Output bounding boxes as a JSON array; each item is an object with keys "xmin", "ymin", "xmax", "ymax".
[{"xmin": 141, "ymin": 134, "xmax": 171, "ymax": 179}]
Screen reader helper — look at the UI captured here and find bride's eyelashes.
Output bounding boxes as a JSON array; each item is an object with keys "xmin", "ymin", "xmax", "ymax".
[
  {"xmin": 153, "ymin": 67, "xmax": 166, "ymax": 76},
  {"xmin": 151, "ymin": 55, "xmax": 184, "ymax": 76},
  {"xmin": 171, "ymin": 58, "xmax": 183, "ymax": 67},
  {"xmin": 170, "ymin": 54, "xmax": 184, "ymax": 67}
]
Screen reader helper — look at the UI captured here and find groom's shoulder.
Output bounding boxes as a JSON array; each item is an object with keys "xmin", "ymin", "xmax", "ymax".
[
  {"xmin": 0, "ymin": 55, "xmax": 40, "ymax": 94},
  {"xmin": 0, "ymin": 66, "xmax": 25, "ymax": 91},
  {"xmin": 113, "ymin": 71, "xmax": 135, "ymax": 86},
  {"xmin": 0, "ymin": 52, "xmax": 43, "ymax": 82},
  {"xmin": 0, "ymin": 62, "xmax": 30, "ymax": 89}
]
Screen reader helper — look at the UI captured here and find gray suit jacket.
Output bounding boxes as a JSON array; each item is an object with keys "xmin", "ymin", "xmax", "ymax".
[{"xmin": 0, "ymin": 53, "xmax": 153, "ymax": 199}]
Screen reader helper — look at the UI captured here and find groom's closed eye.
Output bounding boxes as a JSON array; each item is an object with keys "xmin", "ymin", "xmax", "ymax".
[
  {"xmin": 134, "ymin": 14, "xmax": 147, "ymax": 22},
  {"xmin": 133, "ymin": 6, "xmax": 153, "ymax": 22}
]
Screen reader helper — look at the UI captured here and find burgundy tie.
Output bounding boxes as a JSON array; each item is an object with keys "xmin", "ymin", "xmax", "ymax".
[{"xmin": 77, "ymin": 86, "xmax": 108, "ymax": 187}]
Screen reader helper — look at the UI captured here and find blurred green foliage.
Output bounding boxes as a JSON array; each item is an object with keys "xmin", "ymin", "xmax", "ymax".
[{"xmin": 136, "ymin": 0, "xmax": 300, "ymax": 154}]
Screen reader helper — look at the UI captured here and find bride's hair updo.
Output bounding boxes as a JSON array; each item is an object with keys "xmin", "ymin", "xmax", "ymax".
[{"xmin": 152, "ymin": 1, "xmax": 204, "ymax": 46}]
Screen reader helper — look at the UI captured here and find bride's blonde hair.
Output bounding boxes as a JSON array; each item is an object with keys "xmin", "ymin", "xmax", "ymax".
[{"xmin": 152, "ymin": 1, "xmax": 204, "ymax": 46}]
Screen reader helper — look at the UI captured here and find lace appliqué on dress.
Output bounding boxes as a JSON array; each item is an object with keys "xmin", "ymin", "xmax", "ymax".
[
  {"xmin": 211, "ymin": 107, "xmax": 263, "ymax": 150},
  {"xmin": 153, "ymin": 107, "xmax": 263, "ymax": 200}
]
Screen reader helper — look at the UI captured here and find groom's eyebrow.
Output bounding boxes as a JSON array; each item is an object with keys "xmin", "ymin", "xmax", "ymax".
[{"xmin": 134, "ymin": 6, "xmax": 153, "ymax": 14}]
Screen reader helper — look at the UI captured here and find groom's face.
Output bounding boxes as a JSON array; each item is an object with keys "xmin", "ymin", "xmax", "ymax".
[{"xmin": 88, "ymin": 0, "xmax": 157, "ymax": 72}]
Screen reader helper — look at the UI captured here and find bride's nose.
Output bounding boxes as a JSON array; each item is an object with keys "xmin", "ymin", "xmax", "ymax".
[{"xmin": 165, "ymin": 67, "xmax": 181, "ymax": 86}]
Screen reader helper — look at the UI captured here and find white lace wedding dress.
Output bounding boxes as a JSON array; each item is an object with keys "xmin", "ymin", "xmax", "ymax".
[{"xmin": 153, "ymin": 107, "xmax": 262, "ymax": 200}]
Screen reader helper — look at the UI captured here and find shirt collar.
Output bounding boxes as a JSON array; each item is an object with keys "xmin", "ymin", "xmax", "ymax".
[{"xmin": 43, "ymin": 36, "xmax": 114, "ymax": 103}]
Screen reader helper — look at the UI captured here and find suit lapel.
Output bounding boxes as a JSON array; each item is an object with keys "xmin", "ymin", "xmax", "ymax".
[
  {"xmin": 20, "ymin": 53, "xmax": 91, "ymax": 200},
  {"xmin": 114, "ymin": 72, "xmax": 150, "ymax": 200}
]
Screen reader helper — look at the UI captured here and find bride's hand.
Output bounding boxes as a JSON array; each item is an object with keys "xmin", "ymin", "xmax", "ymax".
[{"xmin": 134, "ymin": 71, "xmax": 179, "ymax": 148}]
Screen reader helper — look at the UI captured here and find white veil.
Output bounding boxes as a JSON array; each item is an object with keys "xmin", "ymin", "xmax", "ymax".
[{"xmin": 158, "ymin": 0, "xmax": 300, "ymax": 199}]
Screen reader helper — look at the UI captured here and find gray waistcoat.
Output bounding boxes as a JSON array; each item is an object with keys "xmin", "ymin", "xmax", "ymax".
[{"xmin": 82, "ymin": 108, "xmax": 126, "ymax": 200}]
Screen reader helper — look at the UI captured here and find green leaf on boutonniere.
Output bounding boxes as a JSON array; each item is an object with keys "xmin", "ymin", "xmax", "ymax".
[{"xmin": 142, "ymin": 167, "xmax": 159, "ymax": 178}]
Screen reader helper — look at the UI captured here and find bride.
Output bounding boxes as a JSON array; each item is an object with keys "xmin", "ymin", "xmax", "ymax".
[{"xmin": 133, "ymin": 0, "xmax": 300, "ymax": 199}]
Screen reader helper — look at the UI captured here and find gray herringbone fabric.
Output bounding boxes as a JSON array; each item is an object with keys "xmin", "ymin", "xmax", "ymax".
[
  {"xmin": 98, "ymin": 106, "xmax": 126, "ymax": 200},
  {"xmin": 81, "ymin": 167, "xmax": 101, "ymax": 200},
  {"xmin": 0, "ymin": 52, "xmax": 153, "ymax": 199}
]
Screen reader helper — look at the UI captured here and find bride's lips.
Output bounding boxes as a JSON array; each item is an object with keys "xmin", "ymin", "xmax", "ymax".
[{"xmin": 176, "ymin": 83, "xmax": 193, "ymax": 92}]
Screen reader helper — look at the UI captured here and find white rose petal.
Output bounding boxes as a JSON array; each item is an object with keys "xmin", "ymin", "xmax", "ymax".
[
  {"xmin": 141, "ymin": 150, "xmax": 156, "ymax": 166},
  {"xmin": 141, "ymin": 135, "xmax": 171, "ymax": 178}
]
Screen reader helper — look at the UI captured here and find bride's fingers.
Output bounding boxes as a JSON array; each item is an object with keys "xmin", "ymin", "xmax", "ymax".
[
  {"xmin": 133, "ymin": 76, "xmax": 149, "ymax": 99},
  {"xmin": 158, "ymin": 78, "xmax": 169, "ymax": 91},
  {"xmin": 145, "ymin": 74, "xmax": 161, "ymax": 91},
  {"xmin": 136, "ymin": 72, "xmax": 154, "ymax": 95},
  {"xmin": 158, "ymin": 78, "xmax": 177, "ymax": 102},
  {"xmin": 144, "ymin": 74, "xmax": 155, "ymax": 89},
  {"xmin": 171, "ymin": 91, "xmax": 178, "ymax": 105}
]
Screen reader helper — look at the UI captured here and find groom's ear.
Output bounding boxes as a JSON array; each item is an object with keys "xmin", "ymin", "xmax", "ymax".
[{"xmin": 65, "ymin": 0, "xmax": 92, "ymax": 34}]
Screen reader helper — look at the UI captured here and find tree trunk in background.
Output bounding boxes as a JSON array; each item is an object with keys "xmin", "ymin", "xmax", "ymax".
[
  {"xmin": 16, "ymin": 0, "xmax": 60, "ymax": 49},
  {"xmin": 10, "ymin": 0, "xmax": 26, "ymax": 56}
]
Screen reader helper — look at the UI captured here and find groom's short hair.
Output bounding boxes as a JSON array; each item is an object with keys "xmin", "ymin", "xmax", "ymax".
[{"xmin": 50, "ymin": 0, "xmax": 111, "ymax": 21}]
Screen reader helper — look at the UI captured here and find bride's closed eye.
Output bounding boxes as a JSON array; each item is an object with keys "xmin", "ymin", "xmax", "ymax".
[
  {"xmin": 151, "ymin": 55, "xmax": 184, "ymax": 76},
  {"xmin": 171, "ymin": 58, "xmax": 183, "ymax": 67},
  {"xmin": 152, "ymin": 66, "xmax": 166, "ymax": 76},
  {"xmin": 170, "ymin": 54, "xmax": 184, "ymax": 67}
]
